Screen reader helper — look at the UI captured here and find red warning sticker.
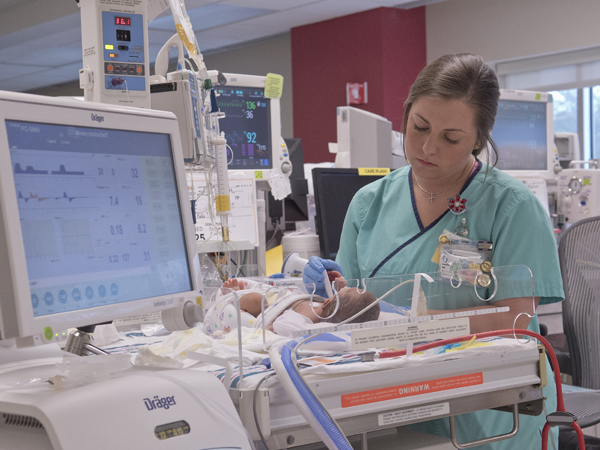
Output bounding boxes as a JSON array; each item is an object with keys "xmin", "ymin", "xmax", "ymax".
[{"xmin": 341, "ymin": 372, "xmax": 483, "ymax": 408}]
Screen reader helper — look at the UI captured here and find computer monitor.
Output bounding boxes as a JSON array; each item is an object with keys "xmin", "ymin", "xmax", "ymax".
[
  {"xmin": 209, "ymin": 72, "xmax": 291, "ymax": 179},
  {"xmin": 491, "ymin": 89, "xmax": 560, "ymax": 180},
  {"xmin": 313, "ymin": 168, "xmax": 387, "ymax": 260},
  {"xmin": 334, "ymin": 106, "xmax": 393, "ymax": 169},
  {"xmin": 0, "ymin": 91, "xmax": 199, "ymax": 342}
]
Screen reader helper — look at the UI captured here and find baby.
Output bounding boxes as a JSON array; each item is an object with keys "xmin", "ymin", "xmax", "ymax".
[{"xmin": 202, "ymin": 278, "xmax": 380, "ymax": 338}]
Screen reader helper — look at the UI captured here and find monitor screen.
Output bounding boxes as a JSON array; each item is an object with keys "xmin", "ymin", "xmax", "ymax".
[
  {"xmin": 0, "ymin": 92, "xmax": 198, "ymax": 341},
  {"xmin": 6, "ymin": 121, "xmax": 192, "ymax": 318},
  {"xmin": 215, "ymin": 86, "xmax": 272, "ymax": 170},
  {"xmin": 492, "ymin": 99, "xmax": 548, "ymax": 171},
  {"xmin": 313, "ymin": 168, "xmax": 387, "ymax": 260}
]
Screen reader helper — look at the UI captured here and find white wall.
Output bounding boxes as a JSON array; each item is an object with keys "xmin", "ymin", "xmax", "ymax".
[
  {"xmin": 203, "ymin": 35, "xmax": 294, "ymax": 139},
  {"xmin": 426, "ymin": 0, "xmax": 600, "ymax": 64}
]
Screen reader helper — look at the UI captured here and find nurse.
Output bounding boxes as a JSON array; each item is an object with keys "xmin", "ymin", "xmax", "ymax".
[{"xmin": 305, "ymin": 53, "xmax": 564, "ymax": 449}]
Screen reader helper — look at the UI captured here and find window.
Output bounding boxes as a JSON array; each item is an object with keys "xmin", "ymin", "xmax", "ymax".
[{"xmin": 550, "ymin": 89, "xmax": 577, "ymax": 135}]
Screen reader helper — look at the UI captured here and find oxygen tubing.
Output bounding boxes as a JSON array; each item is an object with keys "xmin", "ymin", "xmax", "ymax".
[{"xmin": 269, "ymin": 341, "xmax": 352, "ymax": 450}]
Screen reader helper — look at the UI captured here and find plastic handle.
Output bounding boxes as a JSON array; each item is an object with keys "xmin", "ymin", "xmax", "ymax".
[{"xmin": 322, "ymin": 270, "xmax": 334, "ymax": 298}]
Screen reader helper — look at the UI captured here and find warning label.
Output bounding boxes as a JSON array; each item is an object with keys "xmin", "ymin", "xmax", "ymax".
[
  {"xmin": 341, "ymin": 372, "xmax": 483, "ymax": 408},
  {"xmin": 351, "ymin": 317, "xmax": 469, "ymax": 350},
  {"xmin": 378, "ymin": 403, "xmax": 450, "ymax": 426}
]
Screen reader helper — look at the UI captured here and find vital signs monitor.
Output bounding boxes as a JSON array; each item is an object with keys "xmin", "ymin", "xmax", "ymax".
[
  {"xmin": 209, "ymin": 72, "xmax": 292, "ymax": 178},
  {"xmin": 0, "ymin": 91, "xmax": 200, "ymax": 343},
  {"xmin": 491, "ymin": 89, "xmax": 560, "ymax": 181}
]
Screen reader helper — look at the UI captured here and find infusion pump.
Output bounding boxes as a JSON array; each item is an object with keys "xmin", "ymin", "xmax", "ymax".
[{"xmin": 557, "ymin": 167, "xmax": 600, "ymax": 224}]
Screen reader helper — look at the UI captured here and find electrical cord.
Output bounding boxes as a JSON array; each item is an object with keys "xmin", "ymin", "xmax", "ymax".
[
  {"xmin": 265, "ymin": 219, "xmax": 282, "ymax": 249},
  {"xmin": 253, "ymin": 372, "xmax": 277, "ymax": 450}
]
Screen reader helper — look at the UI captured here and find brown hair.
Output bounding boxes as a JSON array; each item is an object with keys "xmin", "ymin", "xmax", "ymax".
[
  {"xmin": 403, "ymin": 53, "xmax": 500, "ymax": 165},
  {"xmin": 321, "ymin": 289, "xmax": 379, "ymax": 324}
]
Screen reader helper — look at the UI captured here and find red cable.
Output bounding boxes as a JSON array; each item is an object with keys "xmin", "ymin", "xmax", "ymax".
[{"xmin": 379, "ymin": 329, "xmax": 585, "ymax": 450}]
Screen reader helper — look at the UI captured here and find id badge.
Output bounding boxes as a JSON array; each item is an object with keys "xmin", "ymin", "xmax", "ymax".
[{"xmin": 436, "ymin": 230, "xmax": 492, "ymax": 284}]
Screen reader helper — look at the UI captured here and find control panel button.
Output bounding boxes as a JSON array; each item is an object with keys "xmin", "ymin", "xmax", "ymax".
[
  {"xmin": 281, "ymin": 161, "xmax": 292, "ymax": 173},
  {"xmin": 564, "ymin": 195, "xmax": 573, "ymax": 207},
  {"xmin": 568, "ymin": 177, "xmax": 583, "ymax": 194}
]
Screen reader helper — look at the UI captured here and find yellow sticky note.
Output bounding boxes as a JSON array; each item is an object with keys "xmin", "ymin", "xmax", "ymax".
[
  {"xmin": 584, "ymin": 178, "xmax": 591, "ymax": 186},
  {"xmin": 264, "ymin": 73, "xmax": 284, "ymax": 99},
  {"xmin": 358, "ymin": 168, "xmax": 390, "ymax": 176},
  {"xmin": 535, "ymin": 93, "xmax": 541, "ymax": 101},
  {"xmin": 255, "ymin": 171, "xmax": 263, "ymax": 179}
]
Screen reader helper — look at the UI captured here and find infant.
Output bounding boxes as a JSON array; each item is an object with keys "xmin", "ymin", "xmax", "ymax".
[{"xmin": 202, "ymin": 278, "xmax": 380, "ymax": 338}]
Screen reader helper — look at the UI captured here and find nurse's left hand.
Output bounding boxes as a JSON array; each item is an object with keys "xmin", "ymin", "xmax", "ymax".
[{"xmin": 303, "ymin": 256, "xmax": 343, "ymax": 297}]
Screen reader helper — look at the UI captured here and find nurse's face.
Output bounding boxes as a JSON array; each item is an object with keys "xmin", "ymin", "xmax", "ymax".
[{"xmin": 405, "ymin": 96, "xmax": 479, "ymax": 183}]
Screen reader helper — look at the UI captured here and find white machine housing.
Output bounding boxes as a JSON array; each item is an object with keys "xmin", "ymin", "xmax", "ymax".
[
  {"xmin": 0, "ymin": 359, "xmax": 251, "ymax": 450},
  {"xmin": 0, "ymin": 91, "xmax": 200, "ymax": 344},
  {"xmin": 391, "ymin": 130, "xmax": 408, "ymax": 169},
  {"xmin": 490, "ymin": 90, "xmax": 560, "ymax": 183},
  {"xmin": 557, "ymin": 167, "xmax": 600, "ymax": 224},
  {"xmin": 78, "ymin": 0, "xmax": 150, "ymax": 108},
  {"xmin": 151, "ymin": 71, "xmax": 202, "ymax": 163},
  {"xmin": 555, "ymin": 132, "xmax": 582, "ymax": 168},
  {"xmin": 334, "ymin": 106, "xmax": 393, "ymax": 169}
]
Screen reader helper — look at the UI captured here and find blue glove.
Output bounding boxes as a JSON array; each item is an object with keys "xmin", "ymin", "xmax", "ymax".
[{"xmin": 303, "ymin": 256, "xmax": 343, "ymax": 297}]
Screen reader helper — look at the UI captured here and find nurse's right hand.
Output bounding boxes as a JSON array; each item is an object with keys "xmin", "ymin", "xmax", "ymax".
[{"xmin": 303, "ymin": 256, "xmax": 343, "ymax": 297}]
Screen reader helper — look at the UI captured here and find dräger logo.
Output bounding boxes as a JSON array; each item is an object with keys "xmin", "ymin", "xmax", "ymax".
[
  {"xmin": 144, "ymin": 395, "xmax": 176, "ymax": 411},
  {"xmin": 91, "ymin": 113, "xmax": 104, "ymax": 123}
]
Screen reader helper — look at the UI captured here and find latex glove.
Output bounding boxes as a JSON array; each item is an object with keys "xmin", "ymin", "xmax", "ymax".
[{"xmin": 303, "ymin": 256, "xmax": 343, "ymax": 297}]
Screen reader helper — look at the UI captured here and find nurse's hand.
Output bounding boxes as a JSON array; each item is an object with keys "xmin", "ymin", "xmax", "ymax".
[{"xmin": 303, "ymin": 256, "xmax": 343, "ymax": 297}]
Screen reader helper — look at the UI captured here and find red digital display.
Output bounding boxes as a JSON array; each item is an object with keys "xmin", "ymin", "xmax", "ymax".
[{"xmin": 115, "ymin": 16, "xmax": 131, "ymax": 26}]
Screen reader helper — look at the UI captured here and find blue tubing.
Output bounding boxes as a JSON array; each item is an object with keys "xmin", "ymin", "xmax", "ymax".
[{"xmin": 281, "ymin": 341, "xmax": 352, "ymax": 450}]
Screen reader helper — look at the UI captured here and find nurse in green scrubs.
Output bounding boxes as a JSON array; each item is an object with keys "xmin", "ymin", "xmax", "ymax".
[{"xmin": 305, "ymin": 54, "xmax": 564, "ymax": 449}]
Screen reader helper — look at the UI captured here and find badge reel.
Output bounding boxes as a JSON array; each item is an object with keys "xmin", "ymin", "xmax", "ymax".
[{"xmin": 473, "ymin": 260, "xmax": 498, "ymax": 302}]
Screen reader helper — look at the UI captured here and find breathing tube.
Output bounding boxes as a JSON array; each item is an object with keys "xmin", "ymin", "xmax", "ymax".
[
  {"xmin": 269, "ymin": 341, "xmax": 352, "ymax": 450},
  {"xmin": 271, "ymin": 328, "xmax": 585, "ymax": 450}
]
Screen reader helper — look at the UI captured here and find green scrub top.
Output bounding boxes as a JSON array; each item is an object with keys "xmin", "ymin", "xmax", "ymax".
[{"xmin": 336, "ymin": 161, "xmax": 564, "ymax": 450}]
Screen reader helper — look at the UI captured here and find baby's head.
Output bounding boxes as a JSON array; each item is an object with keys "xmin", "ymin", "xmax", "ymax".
[{"xmin": 320, "ymin": 288, "xmax": 379, "ymax": 323}]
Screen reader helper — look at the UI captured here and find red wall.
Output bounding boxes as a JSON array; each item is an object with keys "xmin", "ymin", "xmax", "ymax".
[{"xmin": 291, "ymin": 7, "xmax": 426, "ymax": 163}]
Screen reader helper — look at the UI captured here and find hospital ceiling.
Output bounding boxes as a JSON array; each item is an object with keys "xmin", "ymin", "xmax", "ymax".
[{"xmin": 0, "ymin": 0, "xmax": 443, "ymax": 92}]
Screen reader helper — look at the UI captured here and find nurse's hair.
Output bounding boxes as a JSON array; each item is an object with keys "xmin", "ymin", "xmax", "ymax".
[
  {"xmin": 321, "ymin": 289, "xmax": 379, "ymax": 324},
  {"xmin": 403, "ymin": 53, "xmax": 500, "ymax": 165}
]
